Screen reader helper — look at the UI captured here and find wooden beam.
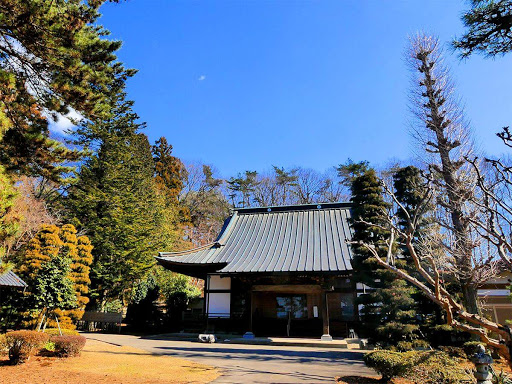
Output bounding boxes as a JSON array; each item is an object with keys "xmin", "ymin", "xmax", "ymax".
[{"xmin": 251, "ymin": 284, "xmax": 321, "ymax": 293}]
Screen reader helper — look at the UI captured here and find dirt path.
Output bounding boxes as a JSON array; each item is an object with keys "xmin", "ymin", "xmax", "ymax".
[{"xmin": 0, "ymin": 338, "xmax": 220, "ymax": 384}]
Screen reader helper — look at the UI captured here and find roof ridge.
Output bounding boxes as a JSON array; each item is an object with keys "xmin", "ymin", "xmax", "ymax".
[{"xmin": 233, "ymin": 202, "xmax": 351, "ymax": 214}]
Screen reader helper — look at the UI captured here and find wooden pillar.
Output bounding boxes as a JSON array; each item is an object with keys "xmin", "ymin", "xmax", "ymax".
[
  {"xmin": 321, "ymin": 290, "xmax": 332, "ymax": 341},
  {"xmin": 243, "ymin": 289, "xmax": 255, "ymax": 339}
]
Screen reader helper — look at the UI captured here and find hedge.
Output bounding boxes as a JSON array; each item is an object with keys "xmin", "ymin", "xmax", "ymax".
[
  {"xmin": 5, "ymin": 330, "xmax": 49, "ymax": 364},
  {"xmin": 51, "ymin": 335, "xmax": 87, "ymax": 357}
]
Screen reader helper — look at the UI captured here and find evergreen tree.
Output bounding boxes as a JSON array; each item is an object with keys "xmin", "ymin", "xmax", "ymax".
[
  {"xmin": 454, "ymin": 0, "xmax": 512, "ymax": 58},
  {"xmin": 152, "ymin": 137, "xmax": 190, "ymax": 251},
  {"xmin": 0, "ymin": 165, "xmax": 19, "ymax": 265},
  {"xmin": 17, "ymin": 225, "xmax": 76, "ymax": 327},
  {"xmin": 56, "ymin": 225, "xmax": 93, "ymax": 328},
  {"xmin": 341, "ymin": 161, "xmax": 418, "ymax": 344},
  {"xmin": 0, "ymin": 0, "xmax": 133, "ymax": 182},
  {"xmin": 66, "ymin": 92, "xmax": 166, "ymax": 307},
  {"xmin": 227, "ymin": 171, "xmax": 258, "ymax": 207}
]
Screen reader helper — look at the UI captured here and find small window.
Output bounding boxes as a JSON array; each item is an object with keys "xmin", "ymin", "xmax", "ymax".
[{"xmin": 276, "ymin": 295, "xmax": 308, "ymax": 319}]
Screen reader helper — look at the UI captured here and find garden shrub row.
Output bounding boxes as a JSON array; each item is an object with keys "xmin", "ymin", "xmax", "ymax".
[
  {"xmin": 364, "ymin": 349, "xmax": 472, "ymax": 383},
  {"xmin": 2, "ymin": 330, "xmax": 86, "ymax": 364},
  {"xmin": 4, "ymin": 330, "xmax": 49, "ymax": 364}
]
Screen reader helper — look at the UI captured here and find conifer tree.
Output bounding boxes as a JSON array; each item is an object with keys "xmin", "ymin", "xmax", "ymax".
[
  {"xmin": 0, "ymin": 0, "xmax": 133, "ymax": 182},
  {"xmin": 0, "ymin": 165, "xmax": 19, "ymax": 265},
  {"xmin": 17, "ymin": 225, "xmax": 76, "ymax": 327},
  {"xmin": 341, "ymin": 161, "xmax": 419, "ymax": 344},
  {"xmin": 66, "ymin": 92, "xmax": 167, "ymax": 307}
]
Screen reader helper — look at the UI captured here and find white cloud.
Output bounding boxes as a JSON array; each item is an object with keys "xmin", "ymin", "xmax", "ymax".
[
  {"xmin": 48, "ymin": 109, "xmax": 83, "ymax": 135},
  {"xmin": 198, "ymin": 75, "xmax": 206, "ymax": 81}
]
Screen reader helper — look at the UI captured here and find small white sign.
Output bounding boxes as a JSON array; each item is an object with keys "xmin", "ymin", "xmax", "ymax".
[{"xmin": 313, "ymin": 306, "xmax": 319, "ymax": 318}]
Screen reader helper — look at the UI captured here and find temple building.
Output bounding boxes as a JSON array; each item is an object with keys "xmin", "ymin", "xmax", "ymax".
[{"xmin": 156, "ymin": 202, "xmax": 357, "ymax": 340}]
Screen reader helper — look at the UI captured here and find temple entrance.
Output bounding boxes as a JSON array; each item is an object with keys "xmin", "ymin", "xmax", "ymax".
[{"xmin": 251, "ymin": 286, "xmax": 323, "ymax": 337}]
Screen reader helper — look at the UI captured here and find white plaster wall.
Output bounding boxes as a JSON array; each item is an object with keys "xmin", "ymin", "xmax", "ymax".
[
  {"xmin": 208, "ymin": 275, "xmax": 231, "ymax": 290},
  {"xmin": 207, "ymin": 292, "xmax": 230, "ymax": 318}
]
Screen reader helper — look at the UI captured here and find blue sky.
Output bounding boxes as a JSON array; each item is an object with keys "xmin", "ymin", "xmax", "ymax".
[{"xmin": 90, "ymin": 1, "xmax": 512, "ymax": 177}]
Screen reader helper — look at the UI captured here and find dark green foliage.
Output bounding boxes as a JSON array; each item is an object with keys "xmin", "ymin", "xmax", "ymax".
[
  {"xmin": 126, "ymin": 268, "xmax": 200, "ymax": 332},
  {"xmin": 340, "ymin": 161, "xmax": 419, "ymax": 343},
  {"xmin": 364, "ymin": 350, "xmax": 409, "ymax": 381},
  {"xmin": 31, "ymin": 255, "xmax": 76, "ymax": 312},
  {"xmin": 65, "ymin": 91, "xmax": 166, "ymax": 305},
  {"xmin": 454, "ymin": 0, "xmax": 512, "ymax": 58},
  {"xmin": 227, "ymin": 171, "xmax": 259, "ymax": 207},
  {"xmin": 0, "ymin": 0, "xmax": 132, "ymax": 183}
]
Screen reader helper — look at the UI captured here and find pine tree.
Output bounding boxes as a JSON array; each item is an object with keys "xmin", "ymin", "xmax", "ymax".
[
  {"xmin": 454, "ymin": 0, "xmax": 512, "ymax": 58},
  {"xmin": 0, "ymin": 1, "xmax": 133, "ymax": 182},
  {"xmin": 341, "ymin": 161, "xmax": 419, "ymax": 344}
]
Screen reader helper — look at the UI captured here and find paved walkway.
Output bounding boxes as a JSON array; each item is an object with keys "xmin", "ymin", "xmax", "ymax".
[{"xmin": 83, "ymin": 333, "xmax": 373, "ymax": 383}]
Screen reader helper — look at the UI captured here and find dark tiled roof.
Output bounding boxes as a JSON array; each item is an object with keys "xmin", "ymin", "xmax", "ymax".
[
  {"xmin": 156, "ymin": 202, "xmax": 353, "ymax": 274},
  {"xmin": 0, "ymin": 270, "xmax": 27, "ymax": 288}
]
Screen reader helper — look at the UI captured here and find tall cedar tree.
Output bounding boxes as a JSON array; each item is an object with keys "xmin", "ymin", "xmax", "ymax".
[
  {"xmin": 454, "ymin": 0, "xmax": 512, "ymax": 58},
  {"xmin": 66, "ymin": 92, "xmax": 165, "ymax": 307},
  {"xmin": 342, "ymin": 162, "xmax": 418, "ymax": 343},
  {"xmin": 152, "ymin": 137, "xmax": 190, "ymax": 251}
]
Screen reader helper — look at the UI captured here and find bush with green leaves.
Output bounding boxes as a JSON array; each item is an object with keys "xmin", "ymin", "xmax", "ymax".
[
  {"xmin": 364, "ymin": 349, "xmax": 471, "ymax": 383},
  {"xmin": 5, "ymin": 330, "xmax": 49, "ymax": 364},
  {"xmin": 364, "ymin": 350, "xmax": 409, "ymax": 381},
  {"xmin": 51, "ymin": 335, "xmax": 86, "ymax": 357}
]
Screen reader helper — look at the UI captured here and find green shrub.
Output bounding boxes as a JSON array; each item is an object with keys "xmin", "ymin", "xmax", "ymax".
[
  {"xmin": 365, "ymin": 349, "xmax": 471, "ymax": 383},
  {"xmin": 404, "ymin": 351, "xmax": 472, "ymax": 384},
  {"xmin": 43, "ymin": 341, "xmax": 55, "ymax": 352},
  {"xmin": 51, "ymin": 335, "xmax": 86, "ymax": 357},
  {"xmin": 5, "ymin": 330, "xmax": 49, "ymax": 364},
  {"xmin": 463, "ymin": 341, "xmax": 485, "ymax": 357},
  {"xmin": 363, "ymin": 350, "xmax": 409, "ymax": 381},
  {"xmin": 43, "ymin": 328, "xmax": 79, "ymax": 336}
]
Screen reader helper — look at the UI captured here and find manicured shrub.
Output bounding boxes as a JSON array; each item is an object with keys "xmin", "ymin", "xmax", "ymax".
[
  {"xmin": 43, "ymin": 328, "xmax": 79, "ymax": 336},
  {"xmin": 364, "ymin": 349, "xmax": 471, "ymax": 383},
  {"xmin": 404, "ymin": 351, "xmax": 471, "ymax": 384},
  {"xmin": 5, "ymin": 330, "xmax": 49, "ymax": 364},
  {"xmin": 396, "ymin": 341, "xmax": 413, "ymax": 351},
  {"xmin": 52, "ymin": 335, "xmax": 86, "ymax": 357},
  {"xmin": 363, "ymin": 350, "xmax": 409, "ymax": 381}
]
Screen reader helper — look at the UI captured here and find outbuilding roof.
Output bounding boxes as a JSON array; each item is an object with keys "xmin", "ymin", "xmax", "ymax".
[
  {"xmin": 156, "ymin": 202, "xmax": 353, "ymax": 276},
  {"xmin": 0, "ymin": 270, "xmax": 27, "ymax": 288}
]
